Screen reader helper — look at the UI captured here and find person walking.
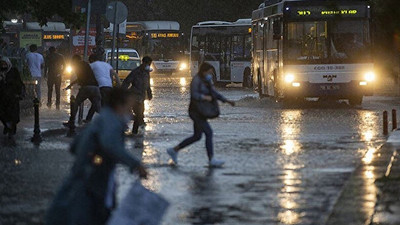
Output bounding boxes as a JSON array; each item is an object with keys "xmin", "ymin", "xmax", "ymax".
[
  {"xmin": 0, "ymin": 57, "xmax": 25, "ymax": 145},
  {"xmin": 44, "ymin": 47, "xmax": 65, "ymax": 109},
  {"xmin": 46, "ymin": 88, "xmax": 148, "ymax": 225},
  {"xmin": 167, "ymin": 62, "xmax": 235, "ymax": 167},
  {"xmin": 122, "ymin": 56, "xmax": 153, "ymax": 135},
  {"xmin": 63, "ymin": 55, "xmax": 101, "ymax": 128},
  {"xmin": 25, "ymin": 44, "xmax": 44, "ymax": 103}
]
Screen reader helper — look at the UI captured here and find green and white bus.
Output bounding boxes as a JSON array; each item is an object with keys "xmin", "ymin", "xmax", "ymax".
[{"xmin": 252, "ymin": 0, "xmax": 374, "ymax": 105}]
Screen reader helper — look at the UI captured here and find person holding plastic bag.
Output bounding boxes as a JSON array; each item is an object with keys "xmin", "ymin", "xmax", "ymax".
[
  {"xmin": 46, "ymin": 88, "xmax": 147, "ymax": 225},
  {"xmin": 167, "ymin": 62, "xmax": 235, "ymax": 167}
]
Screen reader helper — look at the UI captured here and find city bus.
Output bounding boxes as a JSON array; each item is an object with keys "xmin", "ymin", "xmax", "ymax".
[
  {"xmin": 252, "ymin": 0, "xmax": 374, "ymax": 105},
  {"xmin": 190, "ymin": 19, "xmax": 252, "ymax": 86},
  {"xmin": 107, "ymin": 21, "xmax": 188, "ymax": 75}
]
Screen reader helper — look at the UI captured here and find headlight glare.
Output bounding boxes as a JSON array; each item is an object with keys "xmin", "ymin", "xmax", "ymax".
[
  {"xmin": 285, "ymin": 73, "xmax": 295, "ymax": 83},
  {"xmin": 365, "ymin": 71, "xmax": 375, "ymax": 82}
]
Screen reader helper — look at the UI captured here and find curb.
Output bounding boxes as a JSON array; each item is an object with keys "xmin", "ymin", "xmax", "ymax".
[{"xmin": 325, "ymin": 132, "xmax": 400, "ymax": 225}]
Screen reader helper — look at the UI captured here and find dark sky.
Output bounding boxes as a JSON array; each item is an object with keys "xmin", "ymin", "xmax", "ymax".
[{"xmin": 121, "ymin": 0, "xmax": 262, "ymax": 33}]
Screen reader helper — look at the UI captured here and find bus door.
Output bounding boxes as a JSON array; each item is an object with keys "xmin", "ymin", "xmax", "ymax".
[
  {"xmin": 256, "ymin": 21, "xmax": 265, "ymax": 94},
  {"xmin": 220, "ymin": 36, "xmax": 231, "ymax": 81},
  {"xmin": 204, "ymin": 35, "xmax": 221, "ymax": 80},
  {"xmin": 231, "ymin": 34, "xmax": 251, "ymax": 83},
  {"xmin": 266, "ymin": 18, "xmax": 281, "ymax": 97}
]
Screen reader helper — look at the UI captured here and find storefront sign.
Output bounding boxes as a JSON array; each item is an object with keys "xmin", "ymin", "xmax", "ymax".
[{"xmin": 19, "ymin": 31, "xmax": 42, "ymax": 48}]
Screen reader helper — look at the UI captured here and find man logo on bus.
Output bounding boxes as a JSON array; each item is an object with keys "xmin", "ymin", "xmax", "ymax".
[{"xmin": 323, "ymin": 75, "xmax": 337, "ymax": 82}]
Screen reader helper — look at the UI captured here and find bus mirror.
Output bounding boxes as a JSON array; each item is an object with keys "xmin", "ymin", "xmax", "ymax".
[{"xmin": 273, "ymin": 20, "xmax": 281, "ymax": 40}]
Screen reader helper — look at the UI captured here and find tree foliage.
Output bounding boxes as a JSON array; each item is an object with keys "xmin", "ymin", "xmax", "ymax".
[{"xmin": 0, "ymin": 0, "xmax": 83, "ymax": 27}]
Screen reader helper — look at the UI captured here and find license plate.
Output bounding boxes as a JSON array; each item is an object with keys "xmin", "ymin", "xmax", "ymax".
[{"xmin": 320, "ymin": 85, "xmax": 340, "ymax": 90}]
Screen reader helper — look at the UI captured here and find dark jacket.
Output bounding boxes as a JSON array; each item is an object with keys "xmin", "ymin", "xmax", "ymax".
[
  {"xmin": 75, "ymin": 61, "xmax": 98, "ymax": 87},
  {"xmin": 44, "ymin": 52, "xmax": 65, "ymax": 81},
  {"xmin": 0, "ymin": 67, "xmax": 25, "ymax": 123},
  {"xmin": 46, "ymin": 108, "xmax": 140, "ymax": 225},
  {"xmin": 121, "ymin": 66, "xmax": 152, "ymax": 101}
]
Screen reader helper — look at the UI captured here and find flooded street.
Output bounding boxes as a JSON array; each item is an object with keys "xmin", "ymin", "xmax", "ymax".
[
  {"xmin": 1, "ymin": 75, "xmax": 398, "ymax": 225},
  {"xmin": 116, "ymin": 76, "xmax": 390, "ymax": 225}
]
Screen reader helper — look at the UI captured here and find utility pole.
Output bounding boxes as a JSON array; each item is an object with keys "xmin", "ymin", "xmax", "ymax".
[{"xmin": 83, "ymin": 0, "xmax": 92, "ymax": 61}]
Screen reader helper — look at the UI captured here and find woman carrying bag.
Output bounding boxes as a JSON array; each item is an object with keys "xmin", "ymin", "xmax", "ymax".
[{"xmin": 167, "ymin": 62, "xmax": 235, "ymax": 167}]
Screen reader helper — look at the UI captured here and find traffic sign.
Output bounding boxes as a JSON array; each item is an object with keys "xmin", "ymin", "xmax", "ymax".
[{"xmin": 106, "ymin": 1, "xmax": 128, "ymax": 25}]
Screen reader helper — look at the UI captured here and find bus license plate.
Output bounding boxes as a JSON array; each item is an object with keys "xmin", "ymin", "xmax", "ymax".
[{"xmin": 320, "ymin": 85, "xmax": 340, "ymax": 90}]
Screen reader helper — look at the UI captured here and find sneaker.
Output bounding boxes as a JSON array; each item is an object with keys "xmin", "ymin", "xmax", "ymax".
[
  {"xmin": 209, "ymin": 158, "xmax": 225, "ymax": 168},
  {"xmin": 63, "ymin": 122, "xmax": 75, "ymax": 128},
  {"xmin": 167, "ymin": 148, "xmax": 178, "ymax": 165}
]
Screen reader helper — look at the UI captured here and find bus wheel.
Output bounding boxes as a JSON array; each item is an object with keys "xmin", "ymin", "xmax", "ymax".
[
  {"xmin": 349, "ymin": 96, "xmax": 363, "ymax": 106},
  {"xmin": 243, "ymin": 67, "xmax": 252, "ymax": 88}
]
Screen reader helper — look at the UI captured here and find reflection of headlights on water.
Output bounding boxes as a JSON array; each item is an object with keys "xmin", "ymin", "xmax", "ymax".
[
  {"xmin": 284, "ymin": 73, "xmax": 295, "ymax": 83},
  {"xmin": 180, "ymin": 77, "xmax": 186, "ymax": 86},
  {"xmin": 179, "ymin": 62, "xmax": 188, "ymax": 71},
  {"xmin": 66, "ymin": 65, "xmax": 73, "ymax": 74},
  {"xmin": 364, "ymin": 71, "xmax": 375, "ymax": 82}
]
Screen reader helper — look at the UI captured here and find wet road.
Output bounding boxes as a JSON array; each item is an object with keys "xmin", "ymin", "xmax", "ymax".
[
  {"xmin": 1, "ymin": 75, "xmax": 398, "ymax": 225},
  {"xmin": 117, "ymin": 76, "xmax": 391, "ymax": 225}
]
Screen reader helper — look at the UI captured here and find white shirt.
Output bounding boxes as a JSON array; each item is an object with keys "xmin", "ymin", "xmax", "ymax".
[
  {"xmin": 26, "ymin": 52, "xmax": 44, "ymax": 77},
  {"xmin": 90, "ymin": 61, "xmax": 113, "ymax": 88}
]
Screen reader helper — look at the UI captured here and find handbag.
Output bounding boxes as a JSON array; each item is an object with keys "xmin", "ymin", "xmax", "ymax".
[
  {"xmin": 192, "ymin": 99, "xmax": 220, "ymax": 119},
  {"xmin": 107, "ymin": 181, "xmax": 170, "ymax": 225}
]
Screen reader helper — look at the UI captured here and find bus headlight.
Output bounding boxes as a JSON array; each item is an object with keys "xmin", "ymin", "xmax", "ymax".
[
  {"xmin": 179, "ymin": 62, "xmax": 188, "ymax": 71},
  {"xmin": 364, "ymin": 71, "xmax": 375, "ymax": 82},
  {"xmin": 285, "ymin": 73, "xmax": 295, "ymax": 83},
  {"xmin": 65, "ymin": 65, "xmax": 73, "ymax": 74}
]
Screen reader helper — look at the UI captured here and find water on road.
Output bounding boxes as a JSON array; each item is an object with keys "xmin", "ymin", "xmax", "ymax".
[{"xmin": 0, "ymin": 75, "xmax": 397, "ymax": 225}]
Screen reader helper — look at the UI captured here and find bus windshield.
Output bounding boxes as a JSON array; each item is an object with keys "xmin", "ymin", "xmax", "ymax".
[
  {"xmin": 286, "ymin": 19, "xmax": 371, "ymax": 64},
  {"xmin": 147, "ymin": 38, "xmax": 182, "ymax": 61}
]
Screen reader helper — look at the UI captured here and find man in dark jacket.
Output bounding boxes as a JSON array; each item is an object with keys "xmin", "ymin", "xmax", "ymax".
[
  {"xmin": 0, "ymin": 56, "xmax": 25, "ymax": 144},
  {"xmin": 64, "ymin": 55, "xmax": 101, "ymax": 128},
  {"xmin": 44, "ymin": 47, "xmax": 65, "ymax": 109},
  {"xmin": 122, "ymin": 56, "xmax": 153, "ymax": 135},
  {"xmin": 46, "ymin": 88, "xmax": 148, "ymax": 225}
]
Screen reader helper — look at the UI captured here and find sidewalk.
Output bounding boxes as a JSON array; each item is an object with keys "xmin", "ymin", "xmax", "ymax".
[{"xmin": 326, "ymin": 133, "xmax": 400, "ymax": 225}]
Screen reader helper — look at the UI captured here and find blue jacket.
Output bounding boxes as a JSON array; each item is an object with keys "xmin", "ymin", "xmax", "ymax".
[
  {"xmin": 46, "ymin": 108, "xmax": 140, "ymax": 225},
  {"xmin": 190, "ymin": 74, "xmax": 227, "ymax": 102}
]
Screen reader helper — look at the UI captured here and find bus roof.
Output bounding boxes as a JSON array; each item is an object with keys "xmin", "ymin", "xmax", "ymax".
[
  {"xmin": 25, "ymin": 22, "xmax": 67, "ymax": 32},
  {"xmin": 126, "ymin": 21, "xmax": 180, "ymax": 31},
  {"xmin": 193, "ymin": 19, "xmax": 251, "ymax": 28}
]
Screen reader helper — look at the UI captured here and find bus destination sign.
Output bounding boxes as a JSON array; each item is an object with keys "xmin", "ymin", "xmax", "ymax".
[
  {"xmin": 150, "ymin": 33, "xmax": 180, "ymax": 39},
  {"xmin": 287, "ymin": 5, "xmax": 368, "ymax": 19}
]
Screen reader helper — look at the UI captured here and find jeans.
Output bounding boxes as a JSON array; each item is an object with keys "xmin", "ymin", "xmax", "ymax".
[
  {"xmin": 87, "ymin": 87, "xmax": 113, "ymax": 121},
  {"xmin": 177, "ymin": 112, "xmax": 214, "ymax": 160},
  {"xmin": 69, "ymin": 86, "xmax": 101, "ymax": 125},
  {"xmin": 132, "ymin": 100, "xmax": 145, "ymax": 134},
  {"xmin": 47, "ymin": 77, "xmax": 61, "ymax": 106},
  {"xmin": 100, "ymin": 87, "xmax": 112, "ymax": 107},
  {"xmin": 32, "ymin": 77, "xmax": 42, "ymax": 101}
]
